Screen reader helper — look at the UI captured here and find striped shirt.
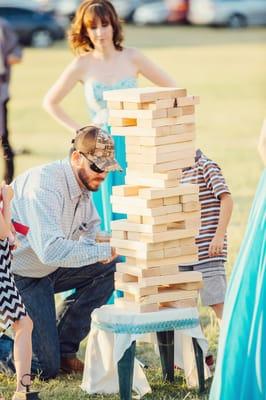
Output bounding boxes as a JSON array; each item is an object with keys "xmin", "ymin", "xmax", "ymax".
[
  {"xmin": 11, "ymin": 158, "xmax": 111, "ymax": 278},
  {"xmin": 181, "ymin": 150, "xmax": 230, "ymax": 264}
]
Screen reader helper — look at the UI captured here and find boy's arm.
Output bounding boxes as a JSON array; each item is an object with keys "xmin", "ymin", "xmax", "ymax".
[{"xmin": 208, "ymin": 193, "xmax": 233, "ymax": 257}]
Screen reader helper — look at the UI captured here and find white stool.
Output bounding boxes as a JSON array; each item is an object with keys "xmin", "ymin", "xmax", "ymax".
[{"xmin": 81, "ymin": 305, "xmax": 209, "ymax": 399}]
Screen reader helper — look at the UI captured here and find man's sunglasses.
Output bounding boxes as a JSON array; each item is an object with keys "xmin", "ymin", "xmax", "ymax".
[{"xmin": 79, "ymin": 152, "xmax": 105, "ymax": 174}]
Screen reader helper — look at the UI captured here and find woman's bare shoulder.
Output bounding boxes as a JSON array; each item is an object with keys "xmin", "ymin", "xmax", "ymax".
[{"xmin": 123, "ymin": 47, "xmax": 142, "ymax": 60}]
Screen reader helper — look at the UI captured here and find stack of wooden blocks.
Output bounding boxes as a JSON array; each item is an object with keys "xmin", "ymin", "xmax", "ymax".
[{"xmin": 103, "ymin": 87, "xmax": 203, "ymax": 313}]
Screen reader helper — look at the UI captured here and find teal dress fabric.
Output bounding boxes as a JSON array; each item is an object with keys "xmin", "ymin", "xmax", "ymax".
[
  {"xmin": 209, "ymin": 169, "xmax": 266, "ymax": 400},
  {"xmin": 84, "ymin": 77, "xmax": 137, "ymax": 232}
]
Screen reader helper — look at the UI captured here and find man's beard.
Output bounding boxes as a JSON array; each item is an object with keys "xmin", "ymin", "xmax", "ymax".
[{"xmin": 78, "ymin": 169, "xmax": 104, "ymax": 192}]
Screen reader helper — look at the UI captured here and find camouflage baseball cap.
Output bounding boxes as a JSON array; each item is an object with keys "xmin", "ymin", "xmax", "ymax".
[{"xmin": 72, "ymin": 125, "xmax": 122, "ymax": 172}]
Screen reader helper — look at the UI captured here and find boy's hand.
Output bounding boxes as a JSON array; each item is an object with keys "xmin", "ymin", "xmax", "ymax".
[
  {"xmin": 208, "ymin": 234, "xmax": 224, "ymax": 257},
  {"xmin": 1, "ymin": 182, "xmax": 14, "ymax": 203}
]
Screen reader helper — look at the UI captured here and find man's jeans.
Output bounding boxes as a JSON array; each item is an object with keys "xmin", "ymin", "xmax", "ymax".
[{"xmin": 0, "ymin": 260, "xmax": 115, "ymax": 379}]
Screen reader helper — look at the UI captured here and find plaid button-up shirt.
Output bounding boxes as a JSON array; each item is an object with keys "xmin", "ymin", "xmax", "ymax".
[{"xmin": 11, "ymin": 158, "xmax": 111, "ymax": 277}]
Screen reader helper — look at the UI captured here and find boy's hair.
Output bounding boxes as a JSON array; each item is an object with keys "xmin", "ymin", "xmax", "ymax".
[{"xmin": 68, "ymin": 0, "xmax": 123, "ymax": 54}]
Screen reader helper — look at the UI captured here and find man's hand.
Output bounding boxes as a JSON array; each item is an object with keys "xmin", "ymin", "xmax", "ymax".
[
  {"xmin": 208, "ymin": 234, "xmax": 224, "ymax": 257},
  {"xmin": 101, "ymin": 247, "xmax": 118, "ymax": 264}
]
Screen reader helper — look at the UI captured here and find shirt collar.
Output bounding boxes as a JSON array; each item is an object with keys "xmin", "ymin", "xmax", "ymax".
[{"xmin": 61, "ymin": 158, "xmax": 90, "ymax": 201}]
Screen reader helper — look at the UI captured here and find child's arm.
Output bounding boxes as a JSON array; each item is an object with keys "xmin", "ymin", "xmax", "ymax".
[
  {"xmin": 0, "ymin": 211, "xmax": 11, "ymax": 240},
  {"xmin": 0, "ymin": 183, "xmax": 14, "ymax": 242},
  {"xmin": 208, "ymin": 193, "xmax": 233, "ymax": 257}
]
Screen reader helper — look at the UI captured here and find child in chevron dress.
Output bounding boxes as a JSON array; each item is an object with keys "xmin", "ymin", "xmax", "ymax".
[{"xmin": 0, "ymin": 181, "xmax": 33, "ymax": 400}]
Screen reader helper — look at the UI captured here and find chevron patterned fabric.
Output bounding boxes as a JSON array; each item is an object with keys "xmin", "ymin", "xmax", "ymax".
[{"xmin": 0, "ymin": 239, "xmax": 27, "ymax": 332}]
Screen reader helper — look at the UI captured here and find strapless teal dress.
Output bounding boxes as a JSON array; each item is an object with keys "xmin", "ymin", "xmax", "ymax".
[
  {"xmin": 84, "ymin": 77, "xmax": 137, "ymax": 232},
  {"xmin": 209, "ymin": 169, "xmax": 266, "ymax": 400}
]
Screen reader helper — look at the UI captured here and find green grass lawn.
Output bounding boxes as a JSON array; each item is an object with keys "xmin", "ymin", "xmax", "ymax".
[{"xmin": 0, "ymin": 24, "xmax": 266, "ymax": 399}]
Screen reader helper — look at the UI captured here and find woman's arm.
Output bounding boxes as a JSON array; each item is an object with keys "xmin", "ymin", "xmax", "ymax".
[
  {"xmin": 258, "ymin": 119, "xmax": 266, "ymax": 166},
  {"xmin": 43, "ymin": 58, "xmax": 84, "ymax": 133},
  {"xmin": 130, "ymin": 48, "xmax": 176, "ymax": 87}
]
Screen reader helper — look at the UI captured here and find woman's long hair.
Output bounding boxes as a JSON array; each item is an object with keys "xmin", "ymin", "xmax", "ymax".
[{"xmin": 68, "ymin": 0, "xmax": 124, "ymax": 54}]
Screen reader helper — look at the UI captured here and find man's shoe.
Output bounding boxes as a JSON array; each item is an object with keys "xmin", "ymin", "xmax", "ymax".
[{"xmin": 60, "ymin": 357, "xmax": 84, "ymax": 374}]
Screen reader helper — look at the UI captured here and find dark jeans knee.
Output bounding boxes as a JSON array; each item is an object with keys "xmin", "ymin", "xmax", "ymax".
[{"xmin": 32, "ymin": 351, "xmax": 60, "ymax": 380}]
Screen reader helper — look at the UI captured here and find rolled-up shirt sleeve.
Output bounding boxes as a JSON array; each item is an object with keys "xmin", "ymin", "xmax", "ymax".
[
  {"xmin": 202, "ymin": 161, "xmax": 230, "ymax": 199},
  {"xmin": 21, "ymin": 188, "xmax": 111, "ymax": 268}
]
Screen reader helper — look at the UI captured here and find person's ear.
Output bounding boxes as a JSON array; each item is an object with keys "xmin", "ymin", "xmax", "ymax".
[{"xmin": 71, "ymin": 150, "xmax": 82, "ymax": 166}]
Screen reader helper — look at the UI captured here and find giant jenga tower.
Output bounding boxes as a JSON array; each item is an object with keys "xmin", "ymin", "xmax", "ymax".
[{"xmin": 103, "ymin": 87, "xmax": 202, "ymax": 313}]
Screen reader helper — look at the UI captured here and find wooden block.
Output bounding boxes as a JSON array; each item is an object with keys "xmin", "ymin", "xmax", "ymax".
[
  {"xmin": 111, "ymin": 219, "xmax": 168, "ymax": 234},
  {"xmin": 127, "ymin": 231, "xmax": 141, "ymax": 241},
  {"xmin": 109, "ymin": 108, "xmax": 167, "ymax": 119},
  {"xmin": 180, "ymin": 194, "xmax": 199, "ymax": 203},
  {"xmin": 115, "ymin": 281, "xmax": 158, "ymax": 296},
  {"xmin": 137, "ymin": 117, "xmax": 179, "ymax": 128},
  {"xmin": 116, "ymin": 264, "xmax": 159, "ymax": 277},
  {"xmin": 143, "ymin": 98, "xmax": 176, "ymax": 110},
  {"xmin": 126, "ymin": 145, "xmax": 141, "ymax": 155},
  {"xmin": 103, "ymin": 87, "xmax": 187, "ymax": 103},
  {"xmin": 176, "ymin": 96, "xmax": 200, "ymax": 107},
  {"xmin": 111, "ymin": 195, "xmax": 163, "ymax": 209},
  {"xmin": 125, "ymin": 178, "xmax": 179, "ymax": 190},
  {"xmin": 116, "ymin": 263, "xmax": 177, "ymax": 277},
  {"xmin": 171, "ymin": 218, "xmax": 200, "ymax": 230},
  {"xmin": 111, "ymin": 238, "xmax": 167, "ymax": 254},
  {"xmin": 137, "ymin": 271, "xmax": 202, "ymax": 287},
  {"xmin": 127, "ymin": 170, "xmax": 182, "ymax": 180},
  {"xmin": 107, "ymin": 101, "xmax": 123, "ymax": 109},
  {"xmin": 109, "ymin": 117, "xmax": 136, "ymax": 127},
  {"xmin": 125, "ymin": 136, "xmax": 141, "ymax": 145},
  {"xmin": 181, "ymin": 105, "xmax": 195, "ymax": 116},
  {"xmin": 114, "ymin": 298, "xmax": 159, "ymax": 313},
  {"xmin": 175, "ymin": 281, "xmax": 203, "ymax": 290},
  {"xmin": 111, "ymin": 238, "xmax": 146, "ymax": 251},
  {"xmin": 112, "ymin": 230, "xmax": 128, "ymax": 240},
  {"xmin": 127, "ymin": 215, "xmax": 143, "ymax": 223},
  {"xmin": 139, "ymin": 184, "xmax": 199, "ymax": 200},
  {"xmin": 112, "ymin": 202, "xmax": 182, "ymax": 217},
  {"xmin": 140, "ymin": 229, "xmax": 199, "ymax": 244},
  {"xmin": 140, "ymin": 130, "xmax": 196, "ymax": 146},
  {"xmin": 175, "ymin": 114, "xmax": 195, "ymax": 125},
  {"xmin": 140, "ymin": 141, "xmax": 195, "ymax": 155},
  {"xmin": 127, "ymin": 158, "xmax": 195, "ymax": 173},
  {"xmin": 142, "ymin": 210, "xmax": 198, "ymax": 225},
  {"xmin": 127, "ymin": 150, "xmax": 195, "ymax": 165},
  {"xmin": 183, "ymin": 202, "xmax": 201, "ymax": 212},
  {"xmin": 123, "ymin": 101, "xmax": 143, "ymax": 110},
  {"xmin": 179, "ymin": 237, "xmax": 196, "ymax": 246},
  {"xmin": 139, "ymin": 289, "xmax": 199, "ymax": 305},
  {"xmin": 110, "ymin": 123, "xmax": 195, "ymax": 138},
  {"xmin": 167, "ymin": 108, "xmax": 182, "ymax": 118},
  {"xmin": 126, "ymin": 171, "xmax": 181, "ymax": 189},
  {"xmin": 163, "ymin": 196, "xmax": 180, "ymax": 205},
  {"xmin": 128, "ymin": 254, "xmax": 198, "ymax": 268},
  {"xmin": 115, "ymin": 271, "xmax": 138, "ymax": 283},
  {"xmin": 161, "ymin": 298, "xmax": 197, "ymax": 309},
  {"xmin": 164, "ymin": 244, "xmax": 198, "ymax": 258},
  {"xmin": 112, "ymin": 185, "xmax": 141, "ymax": 196}
]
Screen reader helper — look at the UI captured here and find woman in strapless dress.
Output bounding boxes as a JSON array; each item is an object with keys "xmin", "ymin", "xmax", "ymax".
[{"xmin": 43, "ymin": 0, "xmax": 176, "ymax": 232}]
